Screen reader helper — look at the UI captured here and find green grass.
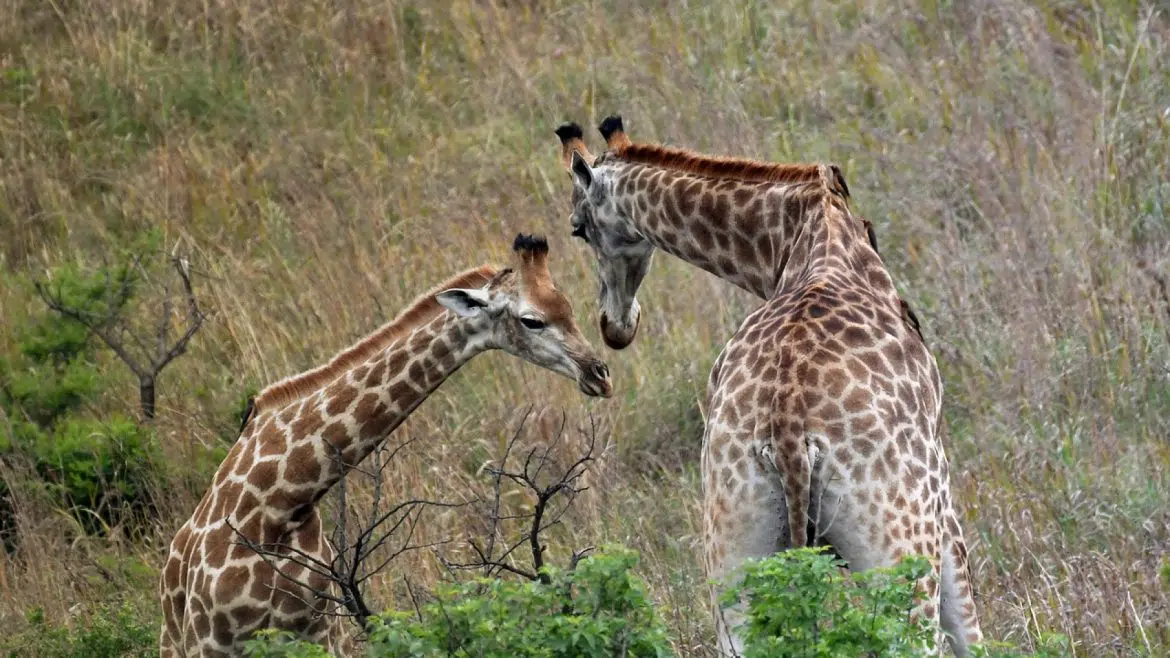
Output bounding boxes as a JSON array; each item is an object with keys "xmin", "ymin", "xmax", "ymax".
[{"xmin": 1, "ymin": 0, "xmax": 1168, "ymax": 656}]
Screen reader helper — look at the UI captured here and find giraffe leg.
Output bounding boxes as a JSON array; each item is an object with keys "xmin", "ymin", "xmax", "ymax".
[
  {"xmin": 158, "ymin": 625, "xmax": 180, "ymax": 658},
  {"xmin": 703, "ymin": 427, "xmax": 790, "ymax": 658},
  {"xmin": 812, "ymin": 486, "xmax": 946, "ymax": 656},
  {"xmin": 939, "ymin": 508, "xmax": 983, "ymax": 657}
]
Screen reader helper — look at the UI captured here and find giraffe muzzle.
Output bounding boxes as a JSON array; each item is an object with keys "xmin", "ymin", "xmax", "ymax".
[{"xmin": 599, "ymin": 309, "xmax": 640, "ymax": 351}]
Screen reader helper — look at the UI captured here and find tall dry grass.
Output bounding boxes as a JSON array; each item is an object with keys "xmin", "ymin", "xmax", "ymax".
[{"xmin": 0, "ymin": 0, "xmax": 1167, "ymax": 655}]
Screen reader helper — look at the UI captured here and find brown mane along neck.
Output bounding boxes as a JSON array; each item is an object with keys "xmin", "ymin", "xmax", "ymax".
[
  {"xmin": 245, "ymin": 264, "xmax": 499, "ymax": 423},
  {"xmin": 603, "ymin": 142, "xmax": 851, "ymax": 203}
]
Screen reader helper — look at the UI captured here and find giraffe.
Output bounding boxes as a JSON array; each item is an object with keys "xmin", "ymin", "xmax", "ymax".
[
  {"xmin": 555, "ymin": 117, "xmax": 982, "ymax": 656},
  {"xmin": 159, "ymin": 234, "xmax": 613, "ymax": 657}
]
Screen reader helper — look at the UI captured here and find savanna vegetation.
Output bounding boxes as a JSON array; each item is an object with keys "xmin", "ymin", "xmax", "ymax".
[{"xmin": 0, "ymin": 0, "xmax": 1167, "ymax": 655}]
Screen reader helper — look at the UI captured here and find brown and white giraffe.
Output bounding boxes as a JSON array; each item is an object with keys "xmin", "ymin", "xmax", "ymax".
[
  {"xmin": 556, "ymin": 118, "xmax": 982, "ymax": 656},
  {"xmin": 159, "ymin": 235, "xmax": 613, "ymax": 657}
]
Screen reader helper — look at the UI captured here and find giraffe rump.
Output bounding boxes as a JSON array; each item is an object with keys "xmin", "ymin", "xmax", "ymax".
[{"xmin": 245, "ymin": 265, "xmax": 499, "ymax": 423}]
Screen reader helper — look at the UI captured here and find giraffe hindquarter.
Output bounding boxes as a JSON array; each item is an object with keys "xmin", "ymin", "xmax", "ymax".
[
  {"xmin": 700, "ymin": 416, "xmax": 793, "ymax": 658},
  {"xmin": 701, "ymin": 282, "xmax": 978, "ymax": 654},
  {"xmin": 700, "ymin": 419, "xmax": 792, "ymax": 580}
]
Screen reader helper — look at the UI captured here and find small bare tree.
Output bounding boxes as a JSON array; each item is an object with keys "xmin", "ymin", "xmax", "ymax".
[
  {"xmin": 34, "ymin": 253, "xmax": 206, "ymax": 420},
  {"xmin": 442, "ymin": 407, "xmax": 604, "ymax": 584}
]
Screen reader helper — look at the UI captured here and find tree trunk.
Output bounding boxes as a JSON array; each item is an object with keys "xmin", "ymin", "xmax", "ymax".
[{"xmin": 140, "ymin": 375, "xmax": 156, "ymax": 420}]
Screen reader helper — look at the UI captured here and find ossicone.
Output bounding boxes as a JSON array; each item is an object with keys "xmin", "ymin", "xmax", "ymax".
[{"xmin": 598, "ymin": 114, "xmax": 632, "ymax": 150}]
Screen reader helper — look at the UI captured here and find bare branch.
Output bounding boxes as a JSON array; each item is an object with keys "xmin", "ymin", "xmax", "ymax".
[
  {"xmin": 152, "ymin": 256, "xmax": 206, "ymax": 372},
  {"xmin": 225, "ymin": 407, "xmax": 604, "ymax": 642},
  {"xmin": 225, "ymin": 433, "xmax": 468, "ymax": 636},
  {"xmin": 34, "ymin": 279, "xmax": 146, "ymax": 378},
  {"xmin": 403, "ymin": 575, "xmax": 425, "ymax": 623},
  {"xmin": 225, "ymin": 520, "xmax": 347, "ymax": 608},
  {"xmin": 443, "ymin": 409, "xmax": 604, "ymax": 584}
]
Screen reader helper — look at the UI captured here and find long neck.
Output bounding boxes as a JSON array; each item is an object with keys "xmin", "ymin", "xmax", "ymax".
[
  {"xmin": 245, "ymin": 311, "xmax": 484, "ymax": 524},
  {"xmin": 608, "ymin": 162, "xmax": 893, "ymax": 302}
]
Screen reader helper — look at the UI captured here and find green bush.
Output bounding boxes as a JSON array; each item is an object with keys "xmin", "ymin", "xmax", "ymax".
[
  {"xmin": 0, "ymin": 265, "xmax": 110, "ymax": 427},
  {"xmin": 242, "ymin": 544, "xmax": 1072, "ymax": 657},
  {"xmin": 1, "ymin": 604, "xmax": 156, "ymax": 658},
  {"xmin": 29, "ymin": 416, "xmax": 161, "ymax": 533},
  {"xmin": 0, "ymin": 261, "xmax": 162, "ymax": 539},
  {"xmin": 243, "ymin": 546, "xmax": 674, "ymax": 658},
  {"xmin": 3, "ymin": 357, "xmax": 100, "ymax": 428},
  {"xmin": 722, "ymin": 546, "xmax": 1069, "ymax": 658},
  {"xmin": 721, "ymin": 546, "xmax": 935, "ymax": 657},
  {"xmin": 1, "ymin": 416, "xmax": 161, "ymax": 538}
]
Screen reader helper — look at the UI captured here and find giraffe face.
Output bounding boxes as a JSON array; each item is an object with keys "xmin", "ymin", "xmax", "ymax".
[
  {"xmin": 567, "ymin": 152, "xmax": 653, "ymax": 350},
  {"xmin": 436, "ymin": 264, "xmax": 612, "ymax": 398}
]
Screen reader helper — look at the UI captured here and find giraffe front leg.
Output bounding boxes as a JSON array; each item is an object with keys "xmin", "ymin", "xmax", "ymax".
[{"xmin": 702, "ymin": 429, "xmax": 789, "ymax": 658}]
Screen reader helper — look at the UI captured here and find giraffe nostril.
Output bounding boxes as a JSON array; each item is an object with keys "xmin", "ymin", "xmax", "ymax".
[{"xmin": 591, "ymin": 363, "xmax": 610, "ymax": 380}]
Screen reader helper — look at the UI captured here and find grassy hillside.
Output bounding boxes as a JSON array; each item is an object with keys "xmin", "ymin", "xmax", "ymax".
[{"xmin": 0, "ymin": 0, "xmax": 1167, "ymax": 655}]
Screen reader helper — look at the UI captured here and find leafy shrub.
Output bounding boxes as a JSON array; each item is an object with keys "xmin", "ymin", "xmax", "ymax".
[
  {"xmin": 1, "ymin": 416, "xmax": 161, "ymax": 538},
  {"xmin": 242, "ymin": 544, "xmax": 1072, "ymax": 658},
  {"xmin": 723, "ymin": 546, "xmax": 1069, "ymax": 658},
  {"xmin": 29, "ymin": 416, "xmax": 161, "ymax": 533},
  {"xmin": 243, "ymin": 546, "xmax": 674, "ymax": 658},
  {"xmin": 0, "ymin": 265, "xmax": 112, "ymax": 427},
  {"xmin": 3, "ymin": 357, "xmax": 100, "ymax": 428},
  {"xmin": 1, "ymin": 604, "xmax": 156, "ymax": 658},
  {"xmin": 0, "ymin": 261, "xmax": 162, "ymax": 539},
  {"xmin": 721, "ymin": 546, "xmax": 935, "ymax": 657}
]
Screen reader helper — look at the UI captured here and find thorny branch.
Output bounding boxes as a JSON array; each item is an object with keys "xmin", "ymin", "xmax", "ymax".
[
  {"xmin": 443, "ymin": 407, "xmax": 604, "ymax": 585},
  {"xmin": 33, "ymin": 254, "xmax": 206, "ymax": 420}
]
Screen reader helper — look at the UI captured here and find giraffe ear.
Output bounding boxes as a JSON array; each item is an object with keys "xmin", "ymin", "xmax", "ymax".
[
  {"xmin": 436, "ymin": 288, "xmax": 492, "ymax": 317},
  {"xmin": 570, "ymin": 151, "xmax": 594, "ymax": 190}
]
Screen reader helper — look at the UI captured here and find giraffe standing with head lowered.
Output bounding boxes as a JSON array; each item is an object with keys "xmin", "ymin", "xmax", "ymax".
[
  {"xmin": 159, "ymin": 235, "xmax": 612, "ymax": 657},
  {"xmin": 556, "ymin": 118, "xmax": 982, "ymax": 656}
]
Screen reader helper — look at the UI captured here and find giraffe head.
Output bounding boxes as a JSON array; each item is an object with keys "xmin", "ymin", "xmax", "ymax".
[
  {"xmin": 436, "ymin": 233, "xmax": 613, "ymax": 397},
  {"xmin": 555, "ymin": 120, "xmax": 653, "ymax": 350}
]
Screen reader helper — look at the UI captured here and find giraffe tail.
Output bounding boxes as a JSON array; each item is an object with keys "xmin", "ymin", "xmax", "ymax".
[
  {"xmin": 768, "ymin": 393, "xmax": 812, "ymax": 550},
  {"xmin": 939, "ymin": 508, "xmax": 983, "ymax": 657}
]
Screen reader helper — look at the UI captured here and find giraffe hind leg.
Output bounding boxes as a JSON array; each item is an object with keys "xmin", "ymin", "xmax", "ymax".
[
  {"xmin": 939, "ymin": 521, "xmax": 983, "ymax": 657},
  {"xmin": 158, "ymin": 626, "xmax": 180, "ymax": 658},
  {"xmin": 811, "ymin": 488, "xmax": 946, "ymax": 655}
]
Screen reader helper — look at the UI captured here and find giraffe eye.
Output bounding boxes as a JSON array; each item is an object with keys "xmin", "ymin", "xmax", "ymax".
[{"xmin": 520, "ymin": 317, "xmax": 547, "ymax": 330}]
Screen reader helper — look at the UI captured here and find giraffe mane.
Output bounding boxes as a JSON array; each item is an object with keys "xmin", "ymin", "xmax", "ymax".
[
  {"xmin": 245, "ymin": 264, "xmax": 501, "ymax": 424},
  {"xmin": 603, "ymin": 143, "xmax": 852, "ymax": 202}
]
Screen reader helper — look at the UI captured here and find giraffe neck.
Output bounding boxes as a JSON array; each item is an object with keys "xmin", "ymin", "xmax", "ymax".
[
  {"xmin": 772, "ymin": 187, "xmax": 896, "ymax": 300},
  {"xmin": 243, "ymin": 311, "xmax": 484, "ymax": 525},
  {"xmin": 608, "ymin": 162, "xmax": 891, "ymax": 301}
]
